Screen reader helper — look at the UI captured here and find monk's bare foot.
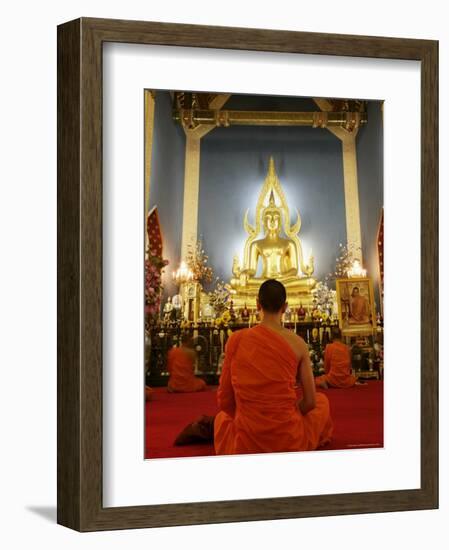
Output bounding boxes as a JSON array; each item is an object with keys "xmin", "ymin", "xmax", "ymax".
[
  {"xmin": 174, "ymin": 415, "xmax": 215, "ymax": 446},
  {"xmin": 319, "ymin": 381, "xmax": 329, "ymax": 389},
  {"xmin": 355, "ymin": 380, "xmax": 368, "ymax": 386}
]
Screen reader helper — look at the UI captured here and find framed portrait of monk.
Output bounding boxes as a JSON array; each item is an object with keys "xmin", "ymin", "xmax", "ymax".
[{"xmin": 336, "ymin": 277, "xmax": 377, "ymax": 336}]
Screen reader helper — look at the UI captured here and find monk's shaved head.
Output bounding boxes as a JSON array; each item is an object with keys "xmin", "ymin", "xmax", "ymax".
[
  {"xmin": 181, "ymin": 333, "xmax": 194, "ymax": 347},
  {"xmin": 258, "ymin": 279, "xmax": 287, "ymax": 313}
]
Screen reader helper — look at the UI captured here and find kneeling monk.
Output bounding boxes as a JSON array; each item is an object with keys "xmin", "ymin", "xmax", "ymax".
[
  {"xmin": 315, "ymin": 327, "xmax": 357, "ymax": 389},
  {"xmin": 167, "ymin": 334, "xmax": 206, "ymax": 393},
  {"xmin": 214, "ymin": 279, "xmax": 333, "ymax": 455}
]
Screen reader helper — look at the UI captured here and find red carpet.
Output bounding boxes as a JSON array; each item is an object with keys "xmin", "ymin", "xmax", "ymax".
[{"xmin": 145, "ymin": 382, "xmax": 383, "ymax": 459}]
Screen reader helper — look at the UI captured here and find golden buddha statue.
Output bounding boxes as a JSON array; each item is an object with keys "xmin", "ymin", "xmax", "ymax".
[
  {"xmin": 229, "ymin": 157, "xmax": 316, "ymax": 309},
  {"xmin": 246, "ymin": 191, "xmax": 298, "ymax": 279}
]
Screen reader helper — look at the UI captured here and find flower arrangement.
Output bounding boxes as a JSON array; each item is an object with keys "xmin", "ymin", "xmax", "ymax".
[
  {"xmin": 312, "ymin": 308, "xmax": 322, "ymax": 321},
  {"xmin": 311, "ymin": 281, "xmax": 335, "ymax": 317},
  {"xmin": 218, "ymin": 310, "xmax": 232, "ymax": 327},
  {"xmin": 145, "ymin": 249, "xmax": 168, "ymax": 326},
  {"xmin": 320, "ymin": 311, "xmax": 329, "ymax": 323},
  {"xmin": 185, "ymin": 238, "xmax": 214, "ymax": 284},
  {"xmin": 208, "ymin": 279, "xmax": 230, "ymax": 318},
  {"xmin": 328, "ymin": 242, "xmax": 363, "ymax": 281},
  {"xmin": 214, "ymin": 311, "xmax": 232, "ymax": 329}
]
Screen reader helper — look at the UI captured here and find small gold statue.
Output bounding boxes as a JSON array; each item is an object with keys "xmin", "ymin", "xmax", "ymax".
[{"xmin": 163, "ymin": 296, "xmax": 174, "ymax": 321}]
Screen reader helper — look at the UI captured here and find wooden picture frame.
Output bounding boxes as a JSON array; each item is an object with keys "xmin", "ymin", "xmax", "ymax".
[
  {"xmin": 336, "ymin": 277, "xmax": 377, "ymax": 336},
  {"xmin": 57, "ymin": 17, "xmax": 438, "ymax": 531}
]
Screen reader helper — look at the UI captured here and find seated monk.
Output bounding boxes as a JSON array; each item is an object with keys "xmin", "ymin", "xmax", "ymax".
[
  {"xmin": 167, "ymin": 334, "xmax": 206, "ymax": 393},
  {"xmin": 315, "ymin": 327, "xmax": 357, "ymax": 389},
  {"xmin": 173, "ymin": 281, "xmax": 333, "ymax": 450},
  {"xmin": 349, "ymin": 286, "xmax": 370, "ymax": 324},
  {"xmin": 214, "ymin": 279, "xmax": 333, "ymax": 455}
]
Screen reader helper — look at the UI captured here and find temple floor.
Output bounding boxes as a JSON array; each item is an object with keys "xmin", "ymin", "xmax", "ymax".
[{"xmin": 145, "ymin": 381, "xmax": 384, "ymax": 459}]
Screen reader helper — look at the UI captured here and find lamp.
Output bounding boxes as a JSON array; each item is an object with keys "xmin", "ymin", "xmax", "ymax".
[
  {"xmin": 347, "ymin": 259, "xmax": 367, "ymax": 278},
  {"xmin": 172, "ymin": 261, "xmax": 194, "ymax": 285}
]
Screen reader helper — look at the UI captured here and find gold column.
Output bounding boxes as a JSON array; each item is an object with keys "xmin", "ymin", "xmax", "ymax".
[
  {"xmin": 339, "ymin": 132, "xmax": 363, "ymax": 260},
  {"xmin": 180, "ymin": 124, "xmax": 219, "ymax": 258},
  {"xmin": 180, "ymin": 133, "xmax": 201, "ymax": 259},
  {"xmin": 313, "ymin": 98, "xmax": 363, "ymax": 261},
  {"xmin": 144, "ymin": 90, "xmax": 156, "ymax": 252},
  {"xmin": 179, "ymin": 95, "xmax": 229, "ymax": 260}
]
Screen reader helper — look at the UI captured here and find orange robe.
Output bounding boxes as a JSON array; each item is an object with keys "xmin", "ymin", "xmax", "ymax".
[
  {"xmin": 167, "ymin": 347, "xmax": 206, "ymax": 393},
  {"xmin": 315, "ymin": 341, "xmax": 356, "ymax": 388},
  {"xmin": 349, "ymin": 295, "xmax": 369, "ymax": 323},
  {"xmin": 214, "ymin": 325, "xmax": 333, "ymax": 455}
]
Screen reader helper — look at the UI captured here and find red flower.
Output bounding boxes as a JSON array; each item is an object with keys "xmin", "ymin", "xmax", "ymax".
[{"xmin": 144, "ymin": 252, "xmax": 168, "ymax": 325}]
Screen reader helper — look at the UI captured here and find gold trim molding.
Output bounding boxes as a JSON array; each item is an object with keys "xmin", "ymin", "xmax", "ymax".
[{"xmin": 174, "ymin": 109, "xmax": 367, "ymax": 130}]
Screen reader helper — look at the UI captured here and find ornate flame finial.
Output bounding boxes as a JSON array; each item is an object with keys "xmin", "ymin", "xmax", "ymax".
[
  {"xmin": 268, "ymin": 190, "xmax": 276, "ymax": 208},
  {"xmin": 268, "ymin": 156, "xmax": 276, "ymax": 178}
]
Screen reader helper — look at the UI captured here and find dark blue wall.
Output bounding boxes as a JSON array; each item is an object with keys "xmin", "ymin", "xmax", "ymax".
[
  {"xmin": 149, "ymin": 91, "xmax": 185, "ymax": 297},
  {"xmin": 357, "ymin": 101, "xmax": 384, "ymax": 308},
  {"xmin": 198, "ymin": 125, "xmax": 346, "ymax": 285},
  {"xmin": 149, "ymin": 94, "xmax": 383, "ymax": 307}
]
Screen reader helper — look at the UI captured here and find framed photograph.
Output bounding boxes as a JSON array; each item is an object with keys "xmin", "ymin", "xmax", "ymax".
[
  {"xmin": 57, "ymin": 17, "xmax": 438, "ymax": 531},
  {"xmin": 336, "ymin": 277, "xmax": 376, "ymax": 336}
]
